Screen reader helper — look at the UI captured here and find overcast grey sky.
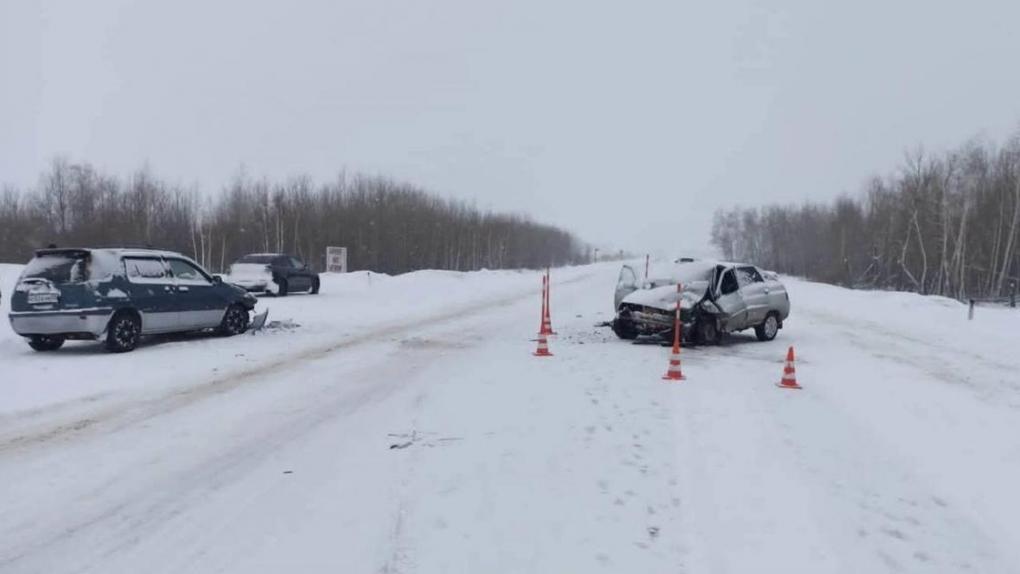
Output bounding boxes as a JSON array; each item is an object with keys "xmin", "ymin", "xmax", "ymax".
[{"xmin": 2, "ymin": 0, "xmax": 1019, "ymax": 255}]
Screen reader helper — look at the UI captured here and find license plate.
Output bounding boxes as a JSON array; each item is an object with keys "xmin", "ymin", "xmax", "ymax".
[{"xmin": 28, "ymin": 292, "xmax": 59, "ymax": 305}]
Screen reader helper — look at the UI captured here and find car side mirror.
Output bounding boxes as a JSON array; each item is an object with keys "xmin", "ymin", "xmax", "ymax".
[{"xmin": 212, "ymin": 275, "xmax": 223, "ymax": 284}]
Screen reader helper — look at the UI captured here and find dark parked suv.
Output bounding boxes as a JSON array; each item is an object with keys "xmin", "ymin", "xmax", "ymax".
[
  {"xmin": 8, "ymin": 248, "xmax": 257, "ymax": 352},
  {"xmin": 225, "ymin": 253, "xmax": 320, "ymax": 296}
]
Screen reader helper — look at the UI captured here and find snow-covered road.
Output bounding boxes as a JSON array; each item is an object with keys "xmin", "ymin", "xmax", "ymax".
[{"xmin": 1, "ymin": 262, "xmax": 1018, "ymax": 573}]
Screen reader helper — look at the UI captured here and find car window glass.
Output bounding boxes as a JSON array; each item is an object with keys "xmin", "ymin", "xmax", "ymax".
[
  {"xmin": 736, "ymin": 266, "xmax": 764, "ymax": 287},
  {"xmin": 124, "ymin": 258, "xmax": 169, "ymax": 283},
  {"xmin": 274, "ymin": 257, "xmax": 290, "ymax": 267},
  {"xmin": 720, "ymin": 269, "xmax": 739, "ymax": 295},
  {"xmin": 290, "ymin": 257, "xmax": 304, "ymax": 269},
  {"xmin": 167, "ymin": 259, "xmax": 211, "ymax": 285},
  {"xmin": 22, "ymin": 253, "xmax": 90, "ymax": 284}
]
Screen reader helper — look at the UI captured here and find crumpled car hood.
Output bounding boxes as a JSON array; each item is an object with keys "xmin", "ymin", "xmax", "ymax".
[{"xmin": 622, "ymin": 280, "xmax": 710, "ymax": 311}]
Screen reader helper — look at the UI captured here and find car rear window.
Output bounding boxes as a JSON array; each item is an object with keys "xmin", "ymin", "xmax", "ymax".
[{"xmin": 21, "ymin": 253, "xmax": 90, "ymax": 284}]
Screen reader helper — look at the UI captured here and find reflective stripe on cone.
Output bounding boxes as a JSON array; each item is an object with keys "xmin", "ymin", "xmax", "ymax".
[{"xmin": 534, "ymin": 332, "xmax": 553, "ymax": 357}]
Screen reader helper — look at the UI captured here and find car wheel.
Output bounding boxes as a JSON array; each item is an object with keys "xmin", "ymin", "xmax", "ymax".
[
  {"xmin": 28, "ymin": 335, "xmax": 65, "ymax": 352},
  {"xmin": 755, "ymin": 312, "xmax": 780, "ymax": 341},
  {"xmin": 611, "ymin": 317, "xmax": 638, "ymax": 340},
  {"xmin": 695, "ymin": 317, "xmax": 722, "ymax": 346},
  {"xmin": 219, "ymin": 304, "xmax": 250, "ymax": 336},
  {"xmin": 105, "ymin": 312, "xmax": 141, "ymax": 353},
  {"xmin": 310, "ymin": 277, "xmax": 320, "ymax": 294},
  {"xmin": 276, "ymin": 277, "xmax": 289, "ymax": 297}
]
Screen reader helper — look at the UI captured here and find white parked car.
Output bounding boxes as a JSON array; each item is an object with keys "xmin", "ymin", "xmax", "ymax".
[{"xmin": 225, "ymin": 253, "xmax": 320, "ymax": 296}]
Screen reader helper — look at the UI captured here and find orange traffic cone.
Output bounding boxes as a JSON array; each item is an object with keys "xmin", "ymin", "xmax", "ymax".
[
  {"xmin": 776, "ymin": 346, "xmax": 802, "ymax": 389},
  {"xmin": 542, "ymin": 268, "xmax": 556, "ymax": 335},
  {"xmin": 662, "ymin": 284, "xmax": 685, "ymax": 381},
  {"xmin": 534, "ymin": 332, "xmax": 553, "ymax": 357},
  {"xmin": 538, "ymin": 275, "xmax": 552, "ymax": 335},
  {"xmin": 662, "ymin": 346, "xmax": 685, "ymax": 381}
]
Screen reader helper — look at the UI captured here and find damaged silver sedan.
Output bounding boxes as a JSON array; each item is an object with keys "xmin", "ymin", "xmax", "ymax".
[{"xmin": 611, "ymin": 260, "xmax": 790, "ymax": 345}]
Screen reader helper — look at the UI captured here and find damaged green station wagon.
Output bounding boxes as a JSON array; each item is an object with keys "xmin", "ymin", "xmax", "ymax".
[{"xmin": 8, "ymin": 248, "xmax": 257, "ymax": 353}]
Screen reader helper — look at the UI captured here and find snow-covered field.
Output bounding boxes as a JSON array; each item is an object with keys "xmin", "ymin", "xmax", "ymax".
[{"xmin": 1, "ymin": 261, "xmax": 1019, "ymax": 573}]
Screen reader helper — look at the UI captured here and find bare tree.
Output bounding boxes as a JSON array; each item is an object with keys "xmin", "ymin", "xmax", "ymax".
[
  {"xmin": 711, "ymin": 126, "xmax": 1020, "ymax": 300},
  {"xmin": 0, "ymin": 161, "xmax": 589, "ymax": 274}
]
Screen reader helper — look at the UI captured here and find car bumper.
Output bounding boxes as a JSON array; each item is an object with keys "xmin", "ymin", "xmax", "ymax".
[
  {"xmin": 228, "ymin": 278, "xmax": 271, "ymax": 292},
  {"xmin": 617, "ymin": 310, "xmax": 696, "ymax": 339},
  {"xmin": 619, "ymin": 305, "xmax": 693, "ymax": 327},
  {"xmin": 9, "ymin": 308, "xmax": 114, "ymax": 338}
]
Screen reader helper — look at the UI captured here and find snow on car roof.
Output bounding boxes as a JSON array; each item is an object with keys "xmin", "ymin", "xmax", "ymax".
[
  {"xmin": 112, "ymin": 249, "xmax": 185, "ymax": 258},
  {"xmin": 35, "ymin": 247, "xmax": 187, "ymax": 258},
  {"xmin": 648, "ymin": 259, "xmax": 765, "ymax": 277},
  {"xmin": 646, "ymin": 260, "xmax": 718, "ymax": 283},
  {"xmin": 28, "ymin": 248, "xmax": 206, "ymax": 281},
  {"xmin": 640, "ymin": 259, "xmax": 776, "ymax": 286}
]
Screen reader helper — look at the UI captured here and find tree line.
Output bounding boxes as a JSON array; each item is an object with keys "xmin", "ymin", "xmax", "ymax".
[
  {"xmin": 0, "ymin": 160, "xmax": 588, "ymax": 274},
  {"xmin": 711, "ymin": 128, "xmax": 1020, "ymax": 300}
]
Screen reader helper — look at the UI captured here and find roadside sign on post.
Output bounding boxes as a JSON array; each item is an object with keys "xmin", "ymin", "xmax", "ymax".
[{"xmin": 326, "ymin": 246, "xmax": 348, "ymax": 273}]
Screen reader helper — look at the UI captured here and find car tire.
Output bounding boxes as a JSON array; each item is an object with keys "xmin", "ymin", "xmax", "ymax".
[
  {"xmin": 219, "ymin": 304, "xmax": 250, "ymax": 336},
  {"xmin": 755, "ymin": 312, "xmax": 780, "ymax": 342},
  {"xmin": 28, "ymin": 335, "xmax": 65, "ymax": 352},
  {"xmin": 105, "ymin": 312, "xmax": 141, "ymax": 353},
  {"xmin": 611, "ymin": 318, "xmax": 638, "ymax": 340},
  {"xmin": 276, "ymin": 277, "xmax": 289, "ymax": 297},
  {"xmin": 695, "ymin": 317, "xmax": 722, "ymax": 346},
  {"xmin": 310, "ymin": 277, "xmax": 320, "ymax": 294}
]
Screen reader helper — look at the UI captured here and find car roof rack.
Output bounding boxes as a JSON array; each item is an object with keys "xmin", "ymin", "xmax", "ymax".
[{"xmin": 34, "ymin": 247, "xmax": 91, "ymax": 257}]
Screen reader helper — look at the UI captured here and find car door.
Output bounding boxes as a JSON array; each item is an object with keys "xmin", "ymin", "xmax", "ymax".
[
  {"xmin": 713, "ymin": 267, "xmax": 749, "ymax": 330},
  {"xmin": 165, "ymin": 258, "xmax": 224, "ymax": 329},
  {"xmin": 759, "ymin": 268, "xmax": 790, "ymax": 319},
  {"xmin": 270, "ymin": 256, "xmax": 297, "ymax": 292},
  {"xmin": 736, "ymin": 266, "xmax": 769, "ymax": 325},
  {"xmin": 122, "ymin": 256, "xmax": 179, "ymax": 333},
  {"xmin": 289, "ymin": 256, "xmax": 312, "ymax": 291},
  {"xmin": 614, "ymin": 265, "xmax": 639, "ymax": 309}
]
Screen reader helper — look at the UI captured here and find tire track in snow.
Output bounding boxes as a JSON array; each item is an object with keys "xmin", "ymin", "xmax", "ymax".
[
  {"xmin": 0, "ymin": 345, "xmax": 419, "ymax": 572},
  {"xmin": 0, "ymin": 278, "xmax": 591, "ymax": 573}
]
